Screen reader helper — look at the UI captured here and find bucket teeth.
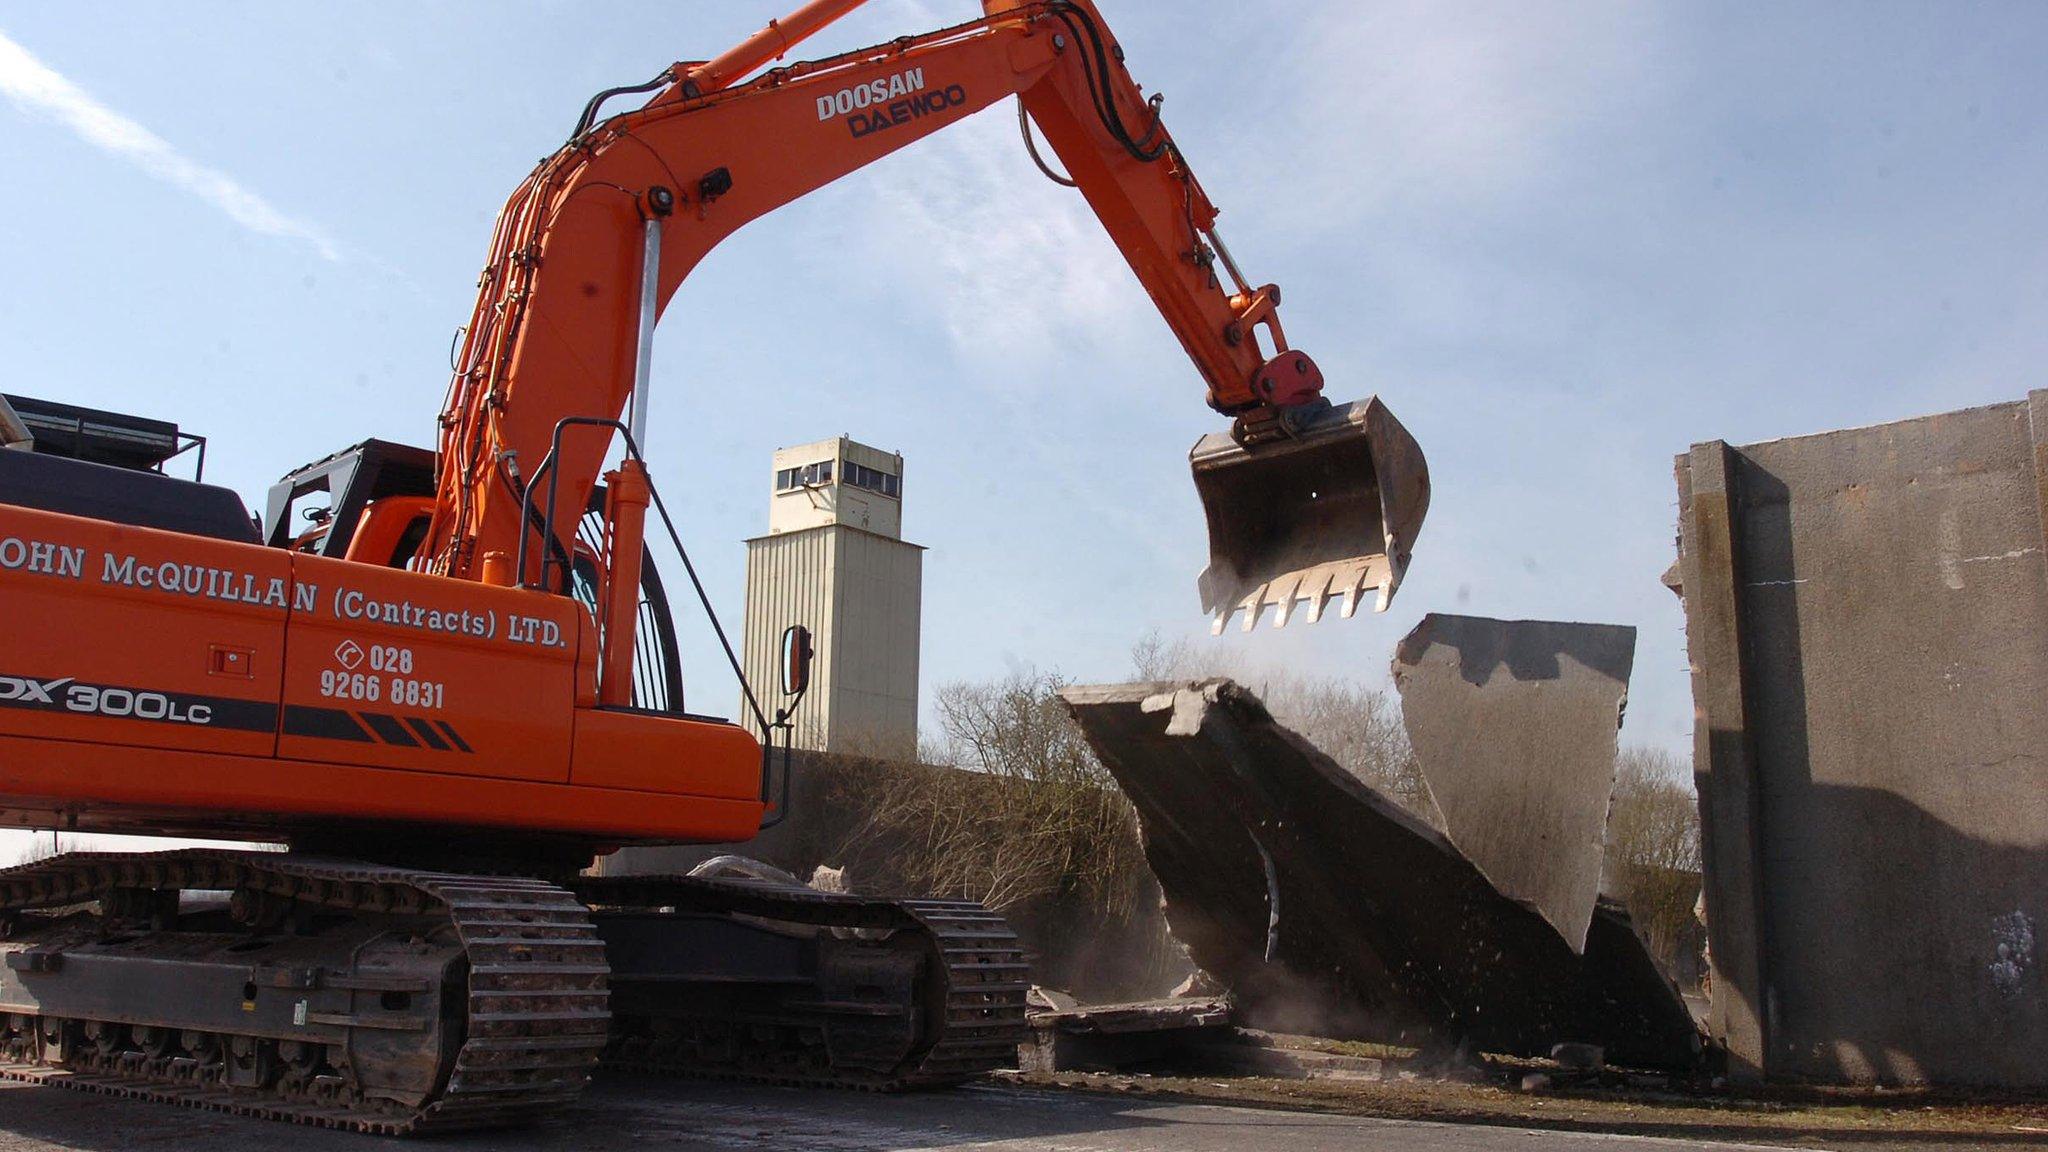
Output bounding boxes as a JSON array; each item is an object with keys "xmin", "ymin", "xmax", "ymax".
[
  {"xmin": 1209, "ymin": 555, "xmax": 1401, "ymax": 635},
  {"xmin": 1339, "ymin": 569, "xmax": 1364, "ymax": 619}
]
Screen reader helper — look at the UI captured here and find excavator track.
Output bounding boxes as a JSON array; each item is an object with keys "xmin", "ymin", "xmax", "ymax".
[
  {"xmin": 0, "ymin": 850, "xmax": 608, "ymax": 1135},
  {"xmin": 577, "ymin": 873, "xmax": 1029, "ymax": 1089},
  {"xmin": 0, "ymin": 853, "xmax": 1026, "ymax": 1133}
]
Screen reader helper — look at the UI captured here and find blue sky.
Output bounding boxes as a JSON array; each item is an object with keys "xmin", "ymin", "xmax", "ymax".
[{"xmin": 3, "ymin": 0, "xmax": 2045, "ymax": 835}]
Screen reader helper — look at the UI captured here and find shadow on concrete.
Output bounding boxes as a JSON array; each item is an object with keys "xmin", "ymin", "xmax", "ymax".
[
  {"xmin": 1393, "ymin": 613, "xmax": 1636, "ymax": 687},
  {"xmin": 1720, "ymin": 779, "xmax": 2048, "ymax": 1086},
  {"xmin": 1706, "ymin": 462, "xmax": 2048, "ymax": 1087}
]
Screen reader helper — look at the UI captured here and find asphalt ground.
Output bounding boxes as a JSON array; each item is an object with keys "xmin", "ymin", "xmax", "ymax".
[{"xmin": 0, "ymin": 1075, "xmax": 1796, "ymax": 1152}]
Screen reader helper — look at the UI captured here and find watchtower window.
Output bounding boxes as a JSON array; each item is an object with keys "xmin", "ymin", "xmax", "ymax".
[
  {"xmin": 845, "ymin": 462, "xmax": 899, "ymax": 498},
  {"xmin": 777, "ymin": 461, "xmax": 834, "ymax": 491}
]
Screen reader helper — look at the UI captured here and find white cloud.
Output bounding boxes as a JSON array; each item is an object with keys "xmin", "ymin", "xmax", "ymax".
[
  {"xmin": 803, "ymin": 0, "xmax": 1147, "ymax": 372},
  {"xmin": 0, "ymin": 28, "xmax": 341, "ymax": 262},
  {"xmin": 825, "ymin": 1, "xmax": 1667, "ymax": 375},
  {"xmin": 849, "ymin": 100, "xmax": 1147, "ymax": 372},
  {"xmin": 1281, "ymin": 1, "xmax": 1668, "ymax": 222}
]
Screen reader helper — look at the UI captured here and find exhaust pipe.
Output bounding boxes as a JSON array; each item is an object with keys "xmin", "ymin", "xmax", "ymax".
[{"xmin": 1191, "ymin": 396, "xmax": 1430, "ymax": 632}]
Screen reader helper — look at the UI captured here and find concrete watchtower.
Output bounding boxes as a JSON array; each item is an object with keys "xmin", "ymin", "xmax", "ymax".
[{"xmin": 739, "ymin": 436, "xmax": 922, "ymax": 758}]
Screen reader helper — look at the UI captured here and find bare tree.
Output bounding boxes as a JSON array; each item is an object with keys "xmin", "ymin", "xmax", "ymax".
[
  {"xmin": 1606, "ymin": 746, "xmax": 1701, "ymax": 873},
  {"xmin": 810, "ymin": 669, "xmax": 1185, "ymax": 997},
  {"xmin": 841, "ymin": 670, "xmax": 1151, "ymax": 921},
  {"xmin": 1603, "ymin": 745, "xmax": 1705, "ymax": 985}
]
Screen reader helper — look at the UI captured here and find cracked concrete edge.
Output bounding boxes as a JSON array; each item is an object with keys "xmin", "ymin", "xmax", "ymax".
[{"xmin": 1062, "ymin": 677, "xmax": 1460, "ymax": 849}]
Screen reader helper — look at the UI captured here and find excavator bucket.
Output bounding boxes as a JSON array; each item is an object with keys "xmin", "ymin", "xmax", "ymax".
[{"xmin": 1193, "ymin": 396, "xmax": 1430, "ymax": 632}]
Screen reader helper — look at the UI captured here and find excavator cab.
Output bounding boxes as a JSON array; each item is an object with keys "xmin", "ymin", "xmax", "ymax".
[{"xmin": 1192, "ymin": 396, "xmax": 1431, "ymax": 632}]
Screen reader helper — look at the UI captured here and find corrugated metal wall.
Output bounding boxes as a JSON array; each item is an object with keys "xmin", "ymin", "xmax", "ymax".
[
  {"xmin": 741, "ymin": 524, "xmax": 921, "ymax": 759},
  {"xmin": 829, "ymin": 527, "xmax": 921, "ymax": 758},
  {"xmin": 742, "ymin": 528, "xmax": 836, "ymax": 749}
]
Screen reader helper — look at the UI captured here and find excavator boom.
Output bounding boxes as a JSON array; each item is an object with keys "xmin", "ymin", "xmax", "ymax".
[{"xmin": 424, "ymin": 0, "xmax": 1427, "ymax": 643}]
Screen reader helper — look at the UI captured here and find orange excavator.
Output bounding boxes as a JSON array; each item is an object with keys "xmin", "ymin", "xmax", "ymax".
[{"xmin": 0, "ymin": 0, "xmax": 1428, "ymax": 1133}]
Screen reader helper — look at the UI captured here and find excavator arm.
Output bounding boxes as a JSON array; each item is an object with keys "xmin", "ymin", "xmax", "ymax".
[{"xmin": 417, "ymin": 0, "xmax": 1429, "ymax": 687}]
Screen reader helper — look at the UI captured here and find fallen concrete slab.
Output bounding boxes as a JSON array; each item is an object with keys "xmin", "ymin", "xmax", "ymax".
[
  {"xmin": 1392, "ymin": 614, "xmax": 1635, "ymax": 952},
  {"xmin": 1022, "ymin": 997, "xmax": 1234, "ymax": 1073},
  {"xmin": 1060, "ymin": 679, "xmax": 1703, "ymax": 1070}
]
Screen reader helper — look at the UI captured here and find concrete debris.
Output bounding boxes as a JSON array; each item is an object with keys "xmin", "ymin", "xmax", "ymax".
[
  {"xmin": 1027, "ymin": 986, "xmax": 1082, "ymax": 1013},
  {"xmin": 1029, "ymin": 997, "xmax": 1234, "ymax": 1034},
  {"xmin": 1022, "ymin": 997, "xmax": 1234, "ymax": 1073},
  {"xmin": 1060, "ymin": 679, "xmax": 1705, "ymax": 1070},
  {"xmin": 1392, "ymin": 613, "xmax": 1636, "ymax": 953},
  {"xmin": 1196, "ymin": 1039, "xmax": 1384, "ymax": 1082},
  {"xmin": 686, "ymin": 854, "xmax": 803, "ymax": 885}
]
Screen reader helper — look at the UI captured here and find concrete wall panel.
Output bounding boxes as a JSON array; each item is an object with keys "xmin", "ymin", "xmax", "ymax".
[{"xmin": 1677, "ymin": 395, "xmax": 2048, "ymax": 1086}]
